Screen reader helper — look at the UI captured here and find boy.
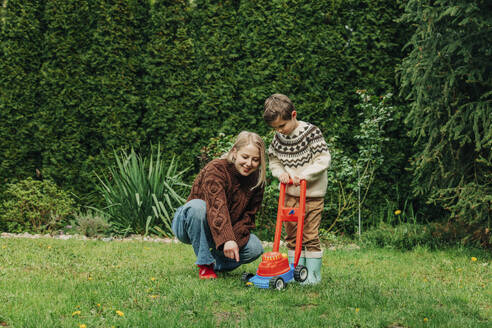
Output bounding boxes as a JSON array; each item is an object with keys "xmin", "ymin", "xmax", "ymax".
[{"xmin": 263, "ymin": 93, "xmax": 331, "ymax": 285}]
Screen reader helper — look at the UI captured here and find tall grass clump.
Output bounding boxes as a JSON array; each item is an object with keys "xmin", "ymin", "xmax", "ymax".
[
  {"xmin": 73, "ymin": 210, "xmax": 111, "ymax": 238},
  {"xmin": 95, "ymin": 145, "xmax": 189, "ymax": 236}
]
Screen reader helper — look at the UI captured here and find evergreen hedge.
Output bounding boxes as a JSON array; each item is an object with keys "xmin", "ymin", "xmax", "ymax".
[{"xmin": 1, "ymin": 0, "xmax": 412, "ymax": 232}]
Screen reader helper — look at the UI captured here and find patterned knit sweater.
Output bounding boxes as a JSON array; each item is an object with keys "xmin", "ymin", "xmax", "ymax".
[
  {"xmin": 268, "ymin": 121, "xmax": 331, "ymax": 197},
  {"xmin": 187, "ymin": 158, "xmax": 264, "ymax": 249}
]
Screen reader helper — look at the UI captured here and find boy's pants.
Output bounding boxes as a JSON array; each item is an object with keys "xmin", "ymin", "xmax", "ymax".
[
  {"xmin": 172, "ymin": 199, "xmax": 263, "ymax": 271},
  {"xmin": 284, "ymin": 195, "xmax": 324, "ymax": 252}
]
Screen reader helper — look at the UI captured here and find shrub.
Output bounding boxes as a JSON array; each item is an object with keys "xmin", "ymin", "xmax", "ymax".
[
  {"xmin": 74, "ymin": 210, "xmax": 111, "ymax": 238},
  {"xmin": 0, "ymin": 178, "xmax": 76, "ymax": 233},
  {"xmin": 427, "ymin": 221, "xmax": 491, "ymax": 250},
  {"xmin": 360, "ymin": 223, "xmax": 438, "ymax": 250},
  {"xmin": 95, "ymin": 145, "xmax": 189, "ymax": 236},
  {"xmin": 197, "ymin": 132, "xmax": 236, "ymax": 168},
  {"xmin": 324, "ymin": 91, "xmax": 397, "ymax": 234}
]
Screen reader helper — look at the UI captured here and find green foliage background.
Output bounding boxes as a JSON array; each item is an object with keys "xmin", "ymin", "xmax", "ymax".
[
  {"xmin": 1, "ymin": 0, "xmax": 488, "ymax": 243},
  {"xmin": 1, "ymin": 0, "xmax": 406, "ymax": 189}
]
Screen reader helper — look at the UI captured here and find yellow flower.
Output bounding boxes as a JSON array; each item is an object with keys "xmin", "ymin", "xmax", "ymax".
[
  {"xmin": 394, "ymin": 210, "xmax": 402, "ymax": 215},
  {"xmin": 355, "ymin": 308, "xmax": 360, "ymax": 313},
  {"xmin": 97, "ymin": 303, "xmax": 101, "ymax": 307},
  {"xmin": 116, "ymin": 310, "xmax": 124, "ymax": 317},
  {"xmin": 72, "ymin": 310, "xmax": 81, "ymax": 316},
  {"xmin": 150, "ymin": 277, "xmax": 156, "ymax": 281},
  {"xmin": 150, "ymin": 295, "xmax": 158, "ymax": 299},
  {"xmin": 79, "ymin": 325, "xmax": 87, "ymax": 328},
  {"xmin": 1, "ymin": 245, "xmax": 6, "ymax": 249},
  {"xmin": 424, "ymin": 318, "xmax": 428, "ymax": 322},
  {"xmin": 144, "ymin": 247, "xmax": 150, "ymax": 250},
  {"xmin": 471, "ymin": 257, "xmax": 477, "ymax": 262},
  {"xmin": 47, "ymin": 245, "xmax": 52, "ymax": 249}
]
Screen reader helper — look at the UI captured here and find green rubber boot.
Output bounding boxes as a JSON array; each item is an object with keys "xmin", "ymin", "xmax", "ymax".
[
  {"xmin": 301, "ymin": 251, "xmax": 323, "ymax": 285},
  {"xmin": 288, "ymin": 249, "xmax": 305, "ymax": 266}
]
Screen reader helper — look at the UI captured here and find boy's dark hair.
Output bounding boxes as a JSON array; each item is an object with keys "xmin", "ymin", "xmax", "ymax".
[{"xmin": 263, "ymin": 93, "xmax": 296, "ymax": 124}]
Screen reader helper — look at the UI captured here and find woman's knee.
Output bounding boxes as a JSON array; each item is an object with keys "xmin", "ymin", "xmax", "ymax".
[
  {"xmin": 172, "ymin": 199, "xmax": 207, "ymax": 242},
  {"xmin": 185, "ymin": 199, "xmax": 207, "ymax": 221},
  {"xmin": 244, "ymin": 234, "xmax": 264, "ymax": 261}
]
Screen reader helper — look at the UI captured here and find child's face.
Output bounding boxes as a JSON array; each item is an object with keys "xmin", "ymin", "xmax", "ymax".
[
  {"xmin": 232, "ymin": 143, "xmax": 261, "ymax": 176},
  {"xmin": 269, "ymin": 111, "xmax": 298, "ymax": 136}
]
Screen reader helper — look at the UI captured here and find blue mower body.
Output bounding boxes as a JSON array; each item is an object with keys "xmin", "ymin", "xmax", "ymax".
[{"xmin": 247, "ymin": 264, "xmax": 295, "ymax": 289}]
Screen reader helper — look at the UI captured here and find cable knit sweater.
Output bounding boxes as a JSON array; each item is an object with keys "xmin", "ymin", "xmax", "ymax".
[
  {"xmin": 268, "ymin": 121, "xmax": 331, "ymax": 197},
  {"xmin": 187, "ymin": 158, "xmax": 264, "ymax": 249}
]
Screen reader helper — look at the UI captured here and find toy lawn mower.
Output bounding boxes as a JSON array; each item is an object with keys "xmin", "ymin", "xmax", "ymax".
[{"xmin": 242, "ymin": 180, "xmax": 308, "ymax": 290}]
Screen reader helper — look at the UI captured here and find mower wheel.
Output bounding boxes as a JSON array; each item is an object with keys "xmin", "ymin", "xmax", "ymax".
[
  {"xmin": 269, "ymin": 276, "xmax": 286, "ymax": 290},
  {"xmin": 294, "ymin": 265, "xmax": 308, "ymax": 282},
  {"xmin": 241, "ymin": 272, "xmax": 254, "ymax": 282}
]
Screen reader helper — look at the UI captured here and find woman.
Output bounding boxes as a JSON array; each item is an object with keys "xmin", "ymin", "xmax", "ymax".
[{"xmin": 172, "ymin": 131, "xmax": 266, "ymax": 279}]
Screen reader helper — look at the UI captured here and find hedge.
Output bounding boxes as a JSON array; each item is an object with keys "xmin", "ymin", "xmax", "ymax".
[{"xmin": 1, "ymin": 0, "xmax": 409, "ymax": 227}]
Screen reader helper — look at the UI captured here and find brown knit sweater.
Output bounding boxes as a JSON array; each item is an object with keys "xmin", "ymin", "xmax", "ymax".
[{"xmin": 187, "ymin": 158, "xmax": 264, "ymax": 249}]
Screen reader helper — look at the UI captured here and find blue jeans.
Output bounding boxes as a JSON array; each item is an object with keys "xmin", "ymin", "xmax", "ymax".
[{"xmin": 172, "ymin": 199, "xmax": 263, "ymax": 271}]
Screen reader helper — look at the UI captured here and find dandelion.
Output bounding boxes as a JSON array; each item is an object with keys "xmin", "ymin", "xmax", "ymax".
[
  {"xmin": 47, "ymin": 245, "xmax": 52, "ymax": 249},
  {"xmin": 1, "ymin": 245, "xmax": 6, "ymax": 249},
  {"xmin": 151, "ymin": 277, "xmax": 156, "ymax": 281},
  {"xmin": 471, "ymin": 257, "xmax": 477, "ymax": 262},
  {"xmin": 116, "ymin": 310, "xmax": 124, "ymax": 317},
  {"xmin": 355, "ymin": 308, "xmax": 360, "ymax": 313},
  {"xmin": 72, "ymin": 310, "xmax": 81, "ymax": 316},
  {"xmin": 423, "ymin": 318, "xmax": 428, "ymax": 322},
  {"xmin": 97, "ymin": 303, "xmax": 101, "ymax": 307},
  {"xmin": 150, "ymin": 295, "xmax": 159, "ymax": 299},
  {"xmin": 394, "ymin": 210, "xmax": 402, "ymax": 215},
  {"xmin": 79, "ymin": 325, "xmax": 87, "ymax": 328}
]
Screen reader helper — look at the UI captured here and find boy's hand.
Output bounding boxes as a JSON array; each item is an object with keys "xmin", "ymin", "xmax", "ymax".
[
  {"xmin": 292, "ymin": 176, "xmax": 301, "ymax": 186},
  {"xmin": 279, "ymin": 173, "xmax": 290, "ymax": 184}
]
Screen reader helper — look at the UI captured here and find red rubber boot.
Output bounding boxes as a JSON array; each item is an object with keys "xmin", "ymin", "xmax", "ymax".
[{"xmin": 197, "ymin": 264, "xmax": 217, "ymax": 279}]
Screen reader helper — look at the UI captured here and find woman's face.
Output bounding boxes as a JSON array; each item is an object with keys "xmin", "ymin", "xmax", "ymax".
[{"xmin": 232, "ymin": 143, "xmax": 261, "ymax": 176}]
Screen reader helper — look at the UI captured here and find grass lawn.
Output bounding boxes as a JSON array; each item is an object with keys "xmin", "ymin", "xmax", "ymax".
[{"xmin": 0, "ymin": 237, "xmax": 490, "ymax": 328}]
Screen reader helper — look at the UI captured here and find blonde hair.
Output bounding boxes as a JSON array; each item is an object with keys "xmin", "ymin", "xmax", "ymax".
[
  {"xmin": 223, "ymin": 131, "xmax": 266, "ymax": 189},
  {"xmin": 263, "ymin": 93, "xmax": 296, "ymax": 124}
]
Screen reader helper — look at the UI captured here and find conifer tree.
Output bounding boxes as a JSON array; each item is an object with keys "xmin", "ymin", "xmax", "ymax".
[{"xmin": 400, "ymin": 0, "xmax": 491, "ymax": 242}]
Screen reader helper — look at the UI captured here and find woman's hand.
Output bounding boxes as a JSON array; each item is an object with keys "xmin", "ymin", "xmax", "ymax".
[{"xmin": 223, "ymin": 240, "xmax": 240, "ymax": 262}]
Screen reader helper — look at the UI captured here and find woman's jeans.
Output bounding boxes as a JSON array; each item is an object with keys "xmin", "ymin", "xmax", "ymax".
[{"xmin": 172, "ymin": 199, "xmax": 263, "ymax": 271}]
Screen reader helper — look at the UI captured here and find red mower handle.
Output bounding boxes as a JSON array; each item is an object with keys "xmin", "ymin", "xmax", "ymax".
[{"xmin": 272, "ymin": 179, "xmax": 307, "ymax": 268}]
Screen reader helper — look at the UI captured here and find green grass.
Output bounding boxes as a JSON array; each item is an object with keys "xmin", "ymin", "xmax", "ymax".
[{"xmin": 0, "ymin": 238, "xmax": 490, "ymax": 328}]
